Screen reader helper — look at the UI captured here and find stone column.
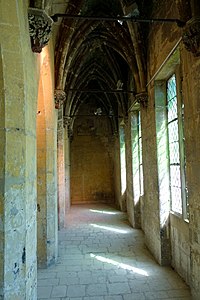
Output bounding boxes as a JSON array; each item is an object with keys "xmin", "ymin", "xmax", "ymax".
[
  {"xmin": 154, "ymin": 82, "xmax": 171, "ymax": 266},
  {"xmin": 57, "ymin": 106, "xmax": 66, "ymax": 229},
  {"xmin": 37, "ymin": 46, "xmax": 58, "ymax": 269},
  {"xmin": 129, "ymin": 110, "xmax": 142, "ymax": 229},
  {"xmin": 64, "ymin": 117, "xmax": 72, "ymax": 215},
  {"xmin": 125, "ymin": 111, "xmax": 136, "ymax": 227}
]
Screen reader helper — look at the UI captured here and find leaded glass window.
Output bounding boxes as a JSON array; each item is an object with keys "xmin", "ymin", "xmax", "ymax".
[
  {"xmin": 167, "ymin": 74, "xmax": 185, "ymax": 215},
  {"xmin": 138, "ymin": 112, "xmax": 144, "ymax": 195},
  {"xmin": 120, "ymin": 126, "xmax": 126, "ymax": 194}
]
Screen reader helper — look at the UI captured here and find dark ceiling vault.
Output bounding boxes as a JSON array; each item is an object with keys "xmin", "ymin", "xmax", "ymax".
[{"xmin": 54, "ymin": 0, "xmax": 148, "ymax": 134}]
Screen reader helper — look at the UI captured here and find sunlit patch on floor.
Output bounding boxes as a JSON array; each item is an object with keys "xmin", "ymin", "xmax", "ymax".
[
  {"xmin": 90, "ymin": 253, "xmax": 149, "ymax": 276},
  {"xmin": 90, "ymin": 223, "xmax": 128, "ymax": 234},
  {"xmin": 90, "ymin": 209, "xmax": 118, "ymax": 215}
]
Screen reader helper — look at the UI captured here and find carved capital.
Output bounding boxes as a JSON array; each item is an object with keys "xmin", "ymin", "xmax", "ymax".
[
  {"xmin": 135, "ymin": 92, "xmax": 148, "ymax": 107},
  {"xmin": 28, "ymin": 8, "xmax": 53, "ymax": 53},
  {"xmin": 63, "ymin": 116, "xmax": 72, "ymax": 128},
  {"xmin": 182, "ymin": 17, "xmax": 200, "ymax": 57},
  {"xmin": 54, "ymin": 89, "xmax": 66, "ymax": 109}
]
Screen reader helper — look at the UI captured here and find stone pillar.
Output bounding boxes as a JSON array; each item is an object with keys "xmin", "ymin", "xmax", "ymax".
[
  {"xmin": 37, "ymin": 46, "xmax": 58, "ymax": 268},
  {"xmin": 0, "ymin": 1, "xmax": 37, "ymax": 298},
  {"xmin": 141, "ymin": 87, "xmax": 163, "ymax": 264},
  {"xmin": 125, "ymin": 111, "xmax": 136, "ymax": 227},
  {"xmin": 129, "ymin": 110, "xmax": 142, "ymax": 229},
  {"xmin": 57, "ymin": 107, "xmax": 66, "ymax": 229},
  {"xmin": 155, "ymin": 82, "xmax": 171, "ymax": 266},
  {"xmin": 64, "ymin": 117, "xmax": 72, "ymax": 214},
  {"xmin": 113, "ymin": 132, "xmax": 121, "ymax": 210}
]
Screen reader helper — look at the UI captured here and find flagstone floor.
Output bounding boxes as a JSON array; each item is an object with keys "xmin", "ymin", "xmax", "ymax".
[{"xmin": 38, "ymin": 204, "xmax": 192, "ymax": 300}]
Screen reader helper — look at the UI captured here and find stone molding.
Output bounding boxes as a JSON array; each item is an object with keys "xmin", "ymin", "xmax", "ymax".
[
  {"xmin": 28, "ymin": 8, "xmax": 53, "ymax": 53},
  {"xmin": 182, "ymin": 17, "xmax": 200, "ymax": 57},
  {"xmin": 135, "ymin": 92, "xmax": 148, "ymax": 107},
  {"xmin": 54, "ymin": 89, "xmax": 66, "ymax": 109}
]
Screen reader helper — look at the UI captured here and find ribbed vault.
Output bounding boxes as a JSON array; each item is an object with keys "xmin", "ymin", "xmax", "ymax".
[{"xmin": 54, "ymin": 0, "xmax": 147, "ymax": 134}]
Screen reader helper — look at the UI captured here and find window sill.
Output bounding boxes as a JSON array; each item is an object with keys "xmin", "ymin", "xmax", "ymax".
[{"xmin": 170, "ymin": 210, "xmax": 189, "ymax": 223}]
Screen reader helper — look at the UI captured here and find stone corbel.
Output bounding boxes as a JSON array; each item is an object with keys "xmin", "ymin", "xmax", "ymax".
[
  {"xmin": 135, "ymin": 92, "xmax": 148, "ymax": 108},
  {"xmin": 54, "ymin": 89, "xmax": 66, "ymax": 109},
  {"xmin": 182, "ymin": 17, "xmax": 200, "ymax": 57},
  {"xmin": 28, "ymin": 8, "xmax": 53, "ymax": 53}
]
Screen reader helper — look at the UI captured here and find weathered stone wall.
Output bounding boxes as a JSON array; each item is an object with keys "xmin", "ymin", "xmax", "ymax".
[
  {"xmin": 142, "ymin": 1, "xmax": 182, "ymax": 265},
  {"xmin": 181, "ymin": 46, "xmax": 200, "ymax": 299},
  {"xmin": 145, "ymin": 0, "xmax": 200, "ymax": 297},
  {"xmin": 170, "ymin": 214, "xmax": 190, "ymax": 284},
  {"xmin": 141, "ymin": 95, "xmax": 162, "ymax": 263},
  {"xmin": 0, "ymin": 1, "xmax": 39, "ymax": 298},
  {"xmin": 70, "ymin": 101, "xmax": 115, "ymax": 204}
]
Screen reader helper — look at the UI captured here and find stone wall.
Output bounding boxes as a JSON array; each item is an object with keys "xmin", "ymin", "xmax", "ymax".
[
  {"xmin": 141, "ymin": 94, "xmax": 162, "ymax": 263},
  {"xmin": 181, "ymin": 46, "xmax": 200, "ymax": 299},
  {"xmin": 70, "ymin": 101, "xmax": 115, "ymax": 204},
  {"xmin": 0, "ymin": 1, "xmax": 38, "ymax": 298},
  {"xmin": 170, "ymin": 214, "xmax": 190, "ymax": 284},
  {"xmin": 144, "ymin": 0, "xmax": 200, "ymax": 298}
]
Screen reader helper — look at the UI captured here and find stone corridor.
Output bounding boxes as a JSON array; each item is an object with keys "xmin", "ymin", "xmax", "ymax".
[{"xmin": 37, "ymin": 204, "xmax": 192, "ymax": 300}]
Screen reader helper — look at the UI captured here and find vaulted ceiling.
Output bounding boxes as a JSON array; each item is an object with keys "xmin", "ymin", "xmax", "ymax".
[
  {"xmin": 32, "ymin": 0, "xmax": 193, "ymax": 133},
  {"xmin": 51, "ymin": 0, "xmax": 148, "ymax": 133}
]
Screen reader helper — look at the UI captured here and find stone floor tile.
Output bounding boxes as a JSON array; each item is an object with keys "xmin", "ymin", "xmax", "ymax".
[
  {"xmin": 83, "ymin": 297, "xmax": 104, "ymax": 300},
  {"xmin": 67, "ymin": 284, "xmax": 86, "ymax": 297},
  {"xmin": 107, "ymin": 282, "xmax": 131, "ymax": 294},
  {"xmin": 38, "ymin": 278, "xmax": 59, "ymax": 286},
  {"xmin": 123, "ymin": 293, "xmax": 146, "ymax": 300},
  {"xmin": 144, "ymin": 291, "xmax": 171, "ymax": 299},
  {"xmin": 108, "ymin": 275, "xmax": 129, "ymax": 283},
  {"xmin": 86, "ymin": 283, "xmax": 108, "ymax": 296},
  {"xmin": 60, "ymin": 276, "xmax": 79, "ymax": 285},
  {"xmin": 104, "ymin": 296, "xmax": 123, "ymax": 300},
  {"xmin": 51, "ymin": 285, "xmax": 67, "ymax": 298},
  {"xmin": 37, "ymin": 286, "xmax": 52, "ymax": 299},
  {"xmin": 38, "ymin": 272, "xmax": 57, "ymax": 279},
  {"xmin": 40, "ymin": 298, "xmax": 61, "ymax": 300}
]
